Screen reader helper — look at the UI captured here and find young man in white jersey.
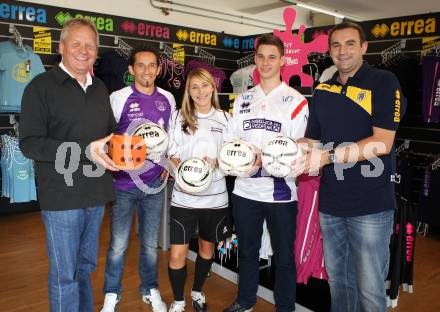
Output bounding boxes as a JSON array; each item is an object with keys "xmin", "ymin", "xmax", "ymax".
[{"xmin": 224, "ymin": 34, "xmax": 309, "ymax": 312}]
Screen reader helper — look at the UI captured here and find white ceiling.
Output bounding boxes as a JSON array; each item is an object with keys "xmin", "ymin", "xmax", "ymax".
[{"xmin": 188, "ymin": 0, "xmax": 440, "ymax": 22}]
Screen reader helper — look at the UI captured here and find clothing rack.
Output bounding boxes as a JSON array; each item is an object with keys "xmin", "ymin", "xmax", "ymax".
[
  {"xmin": 396, "ymin": 139, "xmax": 411, "ymax": 155},
  {"xmin": 114, "ymin": 36, "xmax": 132, "ymax": 60},
  {"xmin": 421, "ymin": 42, "xmax": 440, "ymax": 57},
  {"xmin": 396, "ymin": 137, "xmax": 440, "ymax": 145},
  {"xmin": 197, "ymin": 48, "xmax": 215, "ymax": 65},
  {"xmin": 236, "ymin": 53, "xmax": 255, "ymax": 68},
  {"xmin": 162, "ymin": 43, "xmax": 174, "ymax": 59},
  {"xmin": 432, "ymin": 158, "xmax": 440, "ymax": 171},
  {"xmin": 380, "ymin": 39, "xmax": 406, "ymax": 66},
  {"xmin": 8, "ymin": 24, "xmax": 24, "ymax": 51}
]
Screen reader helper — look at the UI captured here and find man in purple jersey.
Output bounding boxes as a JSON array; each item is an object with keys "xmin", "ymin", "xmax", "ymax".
[{"xmin": 100, "ymin": 44, "xmax": 176, "ymax": 312}]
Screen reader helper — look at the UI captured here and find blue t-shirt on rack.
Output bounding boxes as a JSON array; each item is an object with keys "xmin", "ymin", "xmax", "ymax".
[{"xmin": 0, "ymin": 41, "xmax": 45, "ymax": 112}]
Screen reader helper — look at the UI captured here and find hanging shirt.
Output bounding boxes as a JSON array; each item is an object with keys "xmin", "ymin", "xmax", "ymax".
[
  {"xmin": 1, "ymin": 134, "xmax": 36, "ymax": 203},
  {"xmin": 0, "ymin": 42, "xmax": 45, "ymax": 112},
  {"xmin": 422, "ymin": 56, "xmax": 440, "ymax": 123},
  {"xmin": 185, "ymin": 59, "xmax": 226, "ymax": 92},
  {"xmin": 96, "ymin": 50, "xmax": 132, "ymax": 93},
  {"xmin": 226, "ymin": 82, "xmax": 309, "ymax": 203},
  {"xmin": 230, "ymin": 64, "xmax": 256, "ymax": 94}
]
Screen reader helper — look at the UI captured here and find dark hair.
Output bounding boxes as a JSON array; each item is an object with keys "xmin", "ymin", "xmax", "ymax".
[
  {"xmin": 328, "ymin": 22, "xmax": 366, "ymax": 47},
  {"xmin": 128, "ymin": 44, "xmax": 160, "ymax": 66},
  {"xmin": 255, "ymin": 33, "xmax": 285, "ymax": 56}
]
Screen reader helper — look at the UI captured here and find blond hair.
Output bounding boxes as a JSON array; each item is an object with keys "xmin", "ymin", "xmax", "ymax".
[
  {"xmin": 60, "ymin": 18, "xmax": 99, "ymax": 47},
  {"xmin": 181, "ymin": 68, "xmax": 220, "ymax": 134}
]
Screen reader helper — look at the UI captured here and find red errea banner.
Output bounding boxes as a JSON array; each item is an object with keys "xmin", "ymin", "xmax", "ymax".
[{"xmin": 254, "ymin": 7, "xmax": 328, "ymax": 87}]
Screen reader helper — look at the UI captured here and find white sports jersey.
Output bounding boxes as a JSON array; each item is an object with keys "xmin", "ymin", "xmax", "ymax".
[
  {"xmin": 226, "ymin": 82, "xmax": 308, "ymax": 203},
  {"xmin": 168, "ymin": 108, "xmax": 230, "ymax": 209},
  {"xmin": 230, "ymin": 65, "xmax": 256, "ymax": 94}
]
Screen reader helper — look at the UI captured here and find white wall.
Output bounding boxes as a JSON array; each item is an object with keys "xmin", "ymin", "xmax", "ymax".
[{"xmin": 19, "ymin": 0, "xmax": 312, "ymax": 36}]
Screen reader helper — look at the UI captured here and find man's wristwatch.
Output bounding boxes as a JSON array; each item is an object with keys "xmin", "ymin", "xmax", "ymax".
[{"xmin": 328, "ymin": 149, "xmax": 336, "ymax": 164}]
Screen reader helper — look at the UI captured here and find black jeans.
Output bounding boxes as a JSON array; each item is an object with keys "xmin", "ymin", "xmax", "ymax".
[{"xmin": 232, "ymin": 194, "xmax": 298, "ymax": 312}]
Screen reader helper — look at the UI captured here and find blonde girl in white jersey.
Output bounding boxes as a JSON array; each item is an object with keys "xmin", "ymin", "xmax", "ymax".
[{"xmin": 167, "ymin": 68, "xmax": 232, "ymax": 312}]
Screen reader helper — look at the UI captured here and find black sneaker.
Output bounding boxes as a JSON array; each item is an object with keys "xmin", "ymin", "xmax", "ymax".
[
  {"xmin": 191, "ymin": 291, "xmax": 207, "ymax": 312},
  {"xmin": 223, "ymin": 302, "xmax": 253, "ymax": 312}
]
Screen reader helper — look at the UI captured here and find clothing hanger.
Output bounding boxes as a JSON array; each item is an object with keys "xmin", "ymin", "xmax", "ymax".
[
  {"xmin": 236, "ymin": 53, "xmax": 255, "ymax": 69},
  {"xmin": 114, "ymin": 36, "xmax": 132, "ymax": 60},
  {"xmin": 9, "ymin": 24, "xmax": 26, "ymax": 52}
]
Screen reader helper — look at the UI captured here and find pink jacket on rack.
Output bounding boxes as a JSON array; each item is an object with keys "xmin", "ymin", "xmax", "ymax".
[{"xmin": 295, "ymin": 174, "xmax": 328, "ymax": 284}]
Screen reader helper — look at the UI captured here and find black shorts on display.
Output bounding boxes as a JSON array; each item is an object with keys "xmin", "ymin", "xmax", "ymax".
[{"xmin": 170, "ymin": 206, "xmax": 232, "ymax": 244}]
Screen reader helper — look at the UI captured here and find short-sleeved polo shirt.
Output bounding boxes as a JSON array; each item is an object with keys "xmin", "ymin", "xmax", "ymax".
[{"xmin": 305, "ymin": 62, "xmax": 406, "ymax": 217}]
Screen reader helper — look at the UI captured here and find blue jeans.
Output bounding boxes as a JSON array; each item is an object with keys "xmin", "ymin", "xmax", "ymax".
[
  {"xmin": 103, "ymin": 180, "xmax": 164, "ymax": 296},
  {"xmin": 319, "ymin": 210, "xmax": 394, "ymax": 312},
  {"xmin": 42, "ymin": 206, "xmax": 105, "ymax": 312},
  {"xmin": 232, "ymin": 194, "xmax": 297, "ymax": 312}
]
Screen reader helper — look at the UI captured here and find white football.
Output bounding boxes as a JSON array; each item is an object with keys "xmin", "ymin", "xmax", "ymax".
[
  {"xmin": 132, "ymin": 122, "xmax": 169, "ymax": 161},
  {"xmin": 218, "ymin": 139, "xmax": 257, "ymax": 177},
  {"xmin": 262, "ymin": 136, "xmax": 302, "ymax": 178},
  {"xmin": 176, "ymin": 157, "xmax": 213, "ymax": 194}
]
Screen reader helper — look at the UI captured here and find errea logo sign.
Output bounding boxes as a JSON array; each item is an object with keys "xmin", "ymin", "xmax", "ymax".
[
  {"xmin": 0, "ymin": 3, "xmax": 47, "ymax": 23},
  {"xmin": 371, "ymin": 17, "xmax": 436, "ymax": 38},
  {"xmin": 55, "ymin": 11, "xmax": 114, "ymax": 32}
]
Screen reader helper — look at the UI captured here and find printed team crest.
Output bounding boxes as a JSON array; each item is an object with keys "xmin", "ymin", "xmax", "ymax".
[
  {"xmin": 253, "ymin": 7, "xmax": 328, "ymax": 87},
  {"xmin": 357, "ymin": 91, "xmax": 366, "ymax": 102},
  {"xmin": 155, "ymin": 101, "xmax": 167, "ymax": 112}
]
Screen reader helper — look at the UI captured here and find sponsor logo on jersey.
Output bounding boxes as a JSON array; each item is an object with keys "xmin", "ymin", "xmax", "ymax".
[
  {"xmin": 371, "ymin": 17, "xmax": 436, "ymax": 38},
  {"xmin": 282, "ymin": 95, "xmax": 293, "ymax": 102},
  {"xmin": 55, "ymin": 11, "xmax": 114, "ymax": 32},
  {"xmin": 243, "ymin": 119, "xmax": 281, "ymax": 132},
  {"xmin": 121, "ymin": 21, "xmax": 170, "ymax": 39},
  {"xmin": 210, "ymin": 126, "xmax": 223, "ymax": 133},
  {"xmin": 241, "ymin": 94, "xmax": 253, "ymax": 101},
  {"xmin": 394, "ymin": 89, "xmax": 401, "ymax": 122},
  {"xmin": 0, "ymin": 3, "xmax": 46, "ymax": 24},
  {"xmin": 155, "ymin": 101, "xmax": 167, "ymax": 112},
  {"xmin": 127, "ymin": 112, "xmax": 144, "ymax": 119}
]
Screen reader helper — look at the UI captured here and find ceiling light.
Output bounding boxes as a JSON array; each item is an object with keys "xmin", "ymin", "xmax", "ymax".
[
  {"xmin": 296, "ymin": 3, "xmax": 345, "ymax": 19},
  {"xmin": 281, "ymin": 0, "xmax": 362, "ymax": 21}
]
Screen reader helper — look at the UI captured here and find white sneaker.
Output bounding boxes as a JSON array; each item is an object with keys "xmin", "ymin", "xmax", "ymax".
[
  {"xmin": 191, "ymin": 291, "xmax": 207, "ymax": 311},
  {"xmin": 100, "ymin": 293, "xmax": 119, "ymax": 312},
  {"xmin": 169, "ymin": 300, "xmax": 186, "ymax": 312},
  {"xmin": 143, "ymin": 288, "xmax": 167, "ymax": 312}
]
